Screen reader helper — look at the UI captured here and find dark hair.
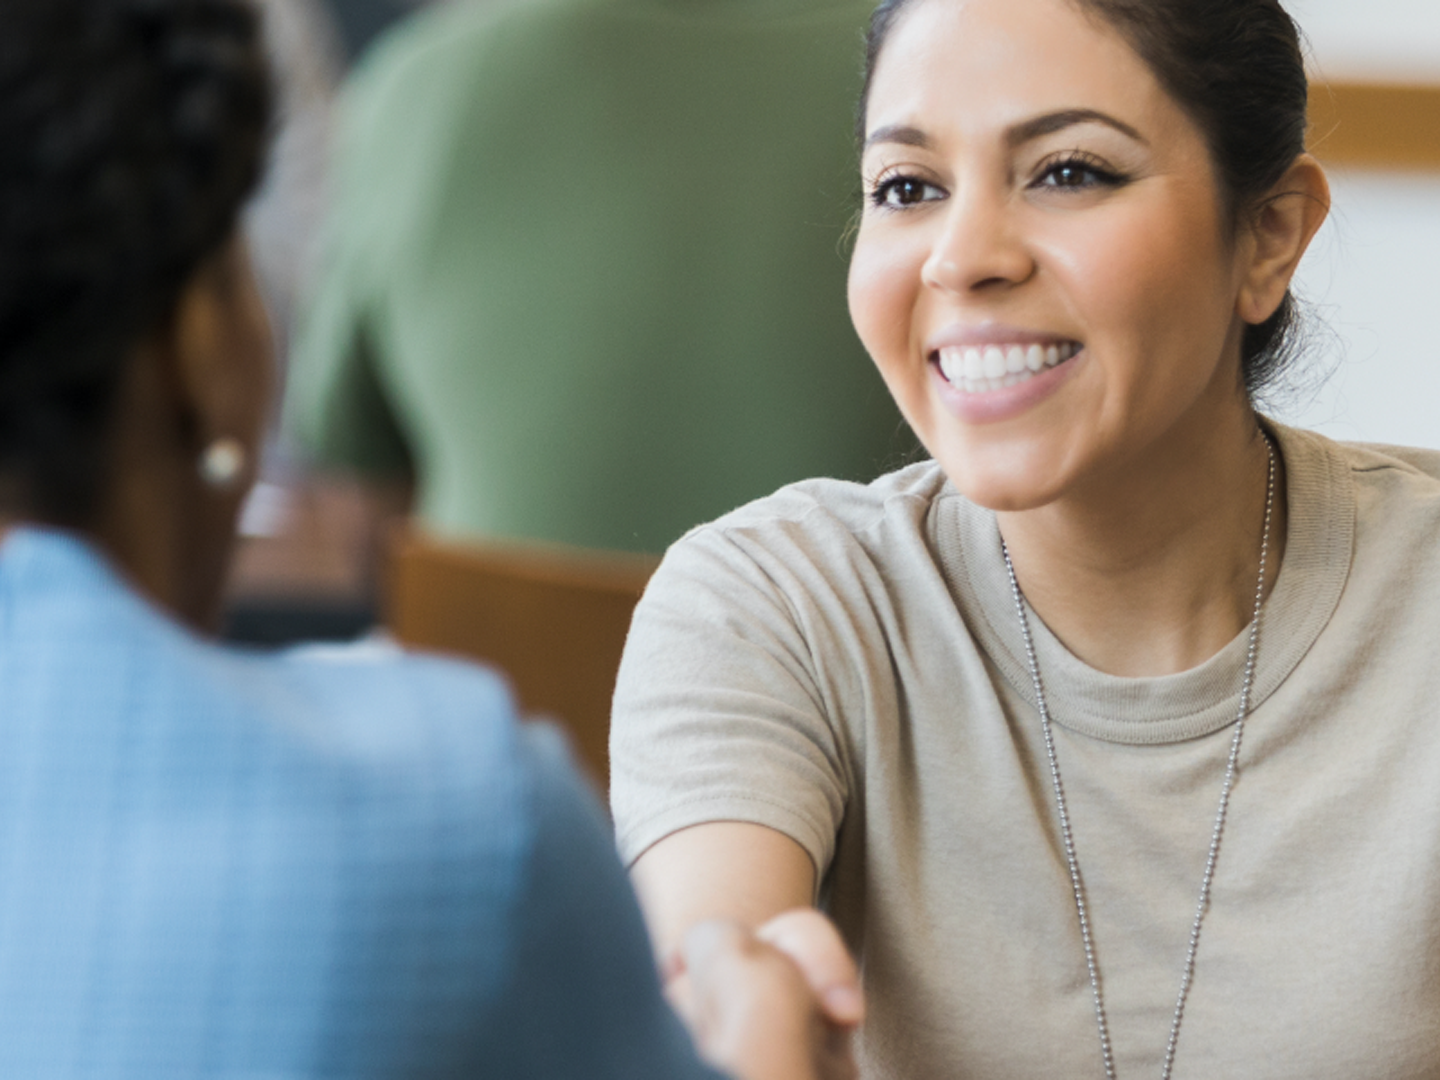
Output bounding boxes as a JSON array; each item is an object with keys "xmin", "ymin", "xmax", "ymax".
[
  {"xmin": 858, "ymin": 0, "xmax": 1311, "ymax": 401},
  {"xmin": 0, "ymin": 0, "xmax": 271, "ymax": 523}
]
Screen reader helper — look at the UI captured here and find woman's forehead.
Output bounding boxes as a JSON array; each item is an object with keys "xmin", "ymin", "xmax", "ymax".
[{"xmin": 864, "ymin": 0, "xmax": 1166, "ymax": 141}]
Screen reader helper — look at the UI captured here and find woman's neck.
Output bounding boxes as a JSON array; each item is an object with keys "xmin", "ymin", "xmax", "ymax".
[{"xmin": 995, "ymin": 408, "xmax": 1284, "ymax": 678}]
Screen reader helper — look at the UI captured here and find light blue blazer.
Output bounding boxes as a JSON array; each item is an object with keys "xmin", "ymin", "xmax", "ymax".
[{"xmin": 0, "ymin": 528, "xmax": 717, "ymax": 1079}]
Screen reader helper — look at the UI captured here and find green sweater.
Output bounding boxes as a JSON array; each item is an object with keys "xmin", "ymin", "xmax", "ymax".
[{"xmin": 286, "ymin": 0, "xmax": 911, "ymax": 553}]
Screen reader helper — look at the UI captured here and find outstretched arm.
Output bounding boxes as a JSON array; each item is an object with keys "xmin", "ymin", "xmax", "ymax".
[
  {"xmin": 496, "ymin": 727, "xmax": 858, "ymax": 1080},
  {"xmin": 632, "ymin": 821, "xmax": 816, "ymax": 962},
  {"xmin": 635, "ymin": 826, "xmax": 864, "ymax": 1080}
]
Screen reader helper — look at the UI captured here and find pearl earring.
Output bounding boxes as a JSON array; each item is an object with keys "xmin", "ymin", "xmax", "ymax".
[{"xmin": 199, "ymin": 437, "xmax": 247, "ymax": 490}]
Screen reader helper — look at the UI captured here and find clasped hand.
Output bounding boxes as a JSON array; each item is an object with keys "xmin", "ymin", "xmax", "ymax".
[{"xmin": 664, "ymin": 909, "xmax": 864, "ymax": 1080}]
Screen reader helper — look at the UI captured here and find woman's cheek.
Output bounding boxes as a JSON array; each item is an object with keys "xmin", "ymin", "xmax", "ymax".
[{"xmin": 847, "ymin": 231, "xmax": 924, "ymax": 377}]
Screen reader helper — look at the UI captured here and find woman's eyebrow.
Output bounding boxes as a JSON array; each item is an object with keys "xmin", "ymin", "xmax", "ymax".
[
  {"xmin": 864, "ymin": 110, "xmax": 1146, "ymax": 153},
  {"xmin": 862, "ymin": 124, "xmax": 930, "ymax": 151},
  {"xmin": 1006, "ymin": 108, "xmax": 1147, "ymax": 147}
]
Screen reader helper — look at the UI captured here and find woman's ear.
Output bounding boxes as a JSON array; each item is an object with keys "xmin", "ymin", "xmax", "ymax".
[
  {"xmin": 90, "ymin": 237, "xmax": 274, "ymax": 632},
  {"xmin": 168, "ymin": 238, "xmax": 275, "ymax": 485},
  {"xmin": 1236, "ymin": 153, "xmax": 1331, "ymax": 325}
]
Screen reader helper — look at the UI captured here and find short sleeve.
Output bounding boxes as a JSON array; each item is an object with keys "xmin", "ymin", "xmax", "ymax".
[
  {"xmin": 488, "ymin": 725, "xmax": 725, "ymax": 1080},
  {"xmin": 609, "ymin": 523, "xmax": 853, "ymax": 879}
]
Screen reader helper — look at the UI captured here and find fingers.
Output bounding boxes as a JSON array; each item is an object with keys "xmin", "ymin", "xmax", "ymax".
[
  {"xmin": 680, "ymin": 920, "xmax": 820, "ymax": 1080},
  {"xmin": 668, "ymin": 910, "xmax": 864, "ymax": 1028},
  {"xmin": 757, "ymin": 909, "xmax": 865, "ymax": 1028}
]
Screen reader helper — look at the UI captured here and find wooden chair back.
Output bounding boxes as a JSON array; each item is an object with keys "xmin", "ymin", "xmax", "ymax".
[{"xmin": 384, "ymin": 530, "xmax": 659, "ymax": 790}]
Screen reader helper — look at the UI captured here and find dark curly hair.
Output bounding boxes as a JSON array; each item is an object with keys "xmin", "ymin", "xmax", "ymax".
[
  {"xmin": 0, "ymin": 0, "xmax": 271, "ymax": 523},
  {"xmin": 858, "ymin": 0, "xmax": 1311, "ymax": 402}
]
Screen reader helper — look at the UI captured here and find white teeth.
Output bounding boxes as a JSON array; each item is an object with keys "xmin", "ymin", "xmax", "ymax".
[
  {"xmin": 936, "ymin": 340, "xmax": 1082, "ymax": 391},
  {"xmin": 982, "ymin": 346, "xmax": 1007, "ymax": 379},
  {"xmin": 938, "ymin": 347, "xmax": 962, "ymax": 383},
  {"xmin": 963, "ymin": 348, "xmax": 984, "ymax": 381}
]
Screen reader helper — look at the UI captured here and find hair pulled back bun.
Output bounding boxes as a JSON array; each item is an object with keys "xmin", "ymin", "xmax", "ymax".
[
  {"xmin": 858, "ymin": 0, "xmax": 1311, "ymax": 402},
  {"xmin": 0, "ymin": 0, "xmax": 271, "ymax": 523}
]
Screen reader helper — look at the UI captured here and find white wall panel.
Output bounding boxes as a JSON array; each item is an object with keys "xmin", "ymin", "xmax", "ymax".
[
  {"xmin": 1289, "ymin": 0, "xmax": 1440, "ymax": 80},
  {"xmin": 1276, "ymin": 169, "xmax": 1440, "ymax": 448}
]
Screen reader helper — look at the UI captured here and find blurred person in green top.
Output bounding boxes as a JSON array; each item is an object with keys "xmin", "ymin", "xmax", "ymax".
[{"xmin": 285, "ymin": 0, "xmax": 910, "ymax": 554}]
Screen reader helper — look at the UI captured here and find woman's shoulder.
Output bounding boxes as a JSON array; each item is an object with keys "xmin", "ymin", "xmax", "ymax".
[
  {"xmin": 1285, "ymin": 423, "xmax": 1440, "ymax": 506},
  {"xmin": 243, "ymin": 638, "xmax": 545, "ymax": 802},
  {"xmin": 157, "ymin": 635, "xmax": 606, "ymax": 931},
  {"xmin": 270, "ymin": 640, "xmax": 586, "ymax": 867},
  {"xmin": 4, "ymin": 526, "xmax": 536, "ymax": 788},
  {"xmin": 1335, "ymin": 438, "xmax": 1440, "ymax": 481},
  {"xmin": 681, "ymin": 459, "xmax": 952, "ymax": 548},
  {"xmin": 636, "ymin": 460, "xmax": 961, "ymax": 632},
  {"xmin": 1279, "ymin": 420, "xmax": 1440, "ymax": 476},
  {"xmin": 0, "ymin": 526, "xmax": 601, "ymax": 919},
  {"xmin": 1273, "ymin": 426, "xmax": 1440, "ymax": 591}
]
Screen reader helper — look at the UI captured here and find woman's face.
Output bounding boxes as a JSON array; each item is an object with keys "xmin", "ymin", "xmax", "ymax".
[{"xmin": 849, "ymin": 0, "xmax": 1257, "ymax": 510}]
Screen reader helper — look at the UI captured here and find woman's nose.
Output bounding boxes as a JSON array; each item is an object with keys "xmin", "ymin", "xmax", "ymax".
[{"xmin": 920, "ymin": 186, "xmax": 1035, "ymax": 295}]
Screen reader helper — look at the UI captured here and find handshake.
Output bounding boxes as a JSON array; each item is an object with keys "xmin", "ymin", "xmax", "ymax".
[{"xmin": 668, "ymin": 910, "xmax": 864, "ymax": 1080}]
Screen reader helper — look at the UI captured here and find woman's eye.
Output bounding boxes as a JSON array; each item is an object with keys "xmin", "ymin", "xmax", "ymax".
[
  {"xmin": 1035, "ymin": 157, "xmax": 1124, "ymax": 191},
  {"xmin": 871, "ymin": 175, "xmax": 944, "ymax": 209}
]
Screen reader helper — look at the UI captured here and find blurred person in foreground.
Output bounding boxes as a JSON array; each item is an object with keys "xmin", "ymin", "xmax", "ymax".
[
  {"xmin": 0, "ymin": 1, "xmax": 861, "ymax": 1076},
  {"xmin": 286, "ymin": 0, "xmax": 909, "ymax": 555}
]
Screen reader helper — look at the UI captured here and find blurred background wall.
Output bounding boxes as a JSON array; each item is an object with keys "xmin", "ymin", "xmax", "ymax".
[
  {"xmin": 1293, "ymin": 0, "xmax": 1440, "ymax": 79},
  {"xmin": 1278, "ymin": 0, "xmax": 1440, "ymax": 446}
]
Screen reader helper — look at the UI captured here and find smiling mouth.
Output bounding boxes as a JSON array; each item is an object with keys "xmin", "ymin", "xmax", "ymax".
[{"xmin": 935, "ymin": 341, "xmax": 1082, "ymax": 394}]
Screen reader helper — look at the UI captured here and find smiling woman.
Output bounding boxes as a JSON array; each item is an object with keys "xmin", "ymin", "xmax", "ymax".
[{"xmin": 610, "ymin": 0, "xmax": 1440, "ymax": 1077}]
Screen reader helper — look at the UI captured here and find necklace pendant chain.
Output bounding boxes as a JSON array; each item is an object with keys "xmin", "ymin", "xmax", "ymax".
[{"xmin": 1001, "ymin": 436, "xmax": 1276, "ymax": 1080}]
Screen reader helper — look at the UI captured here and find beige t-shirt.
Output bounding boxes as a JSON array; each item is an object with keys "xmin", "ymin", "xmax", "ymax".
[{"xmin": 611, "ymin": 423, "xmax": 1440, "ymax": 1079}]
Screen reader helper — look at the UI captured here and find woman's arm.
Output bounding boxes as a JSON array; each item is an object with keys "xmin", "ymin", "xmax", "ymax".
[
  {"xmin": 505, "ymin": 727, "xmax": 858, "ymax": 1080},
  {"xmin": 632, "ymin": 822, "xmax": 817, "ymax": 961},
  {"xmin": 612, "ymin": 524, "xmax": 859, "ymax": 982}
]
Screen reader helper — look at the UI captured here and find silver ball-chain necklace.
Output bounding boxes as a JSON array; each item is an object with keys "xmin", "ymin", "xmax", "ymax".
[{"xmin": 1000, "ymin": 435, "xmax": 1276, "ymax": 1080}]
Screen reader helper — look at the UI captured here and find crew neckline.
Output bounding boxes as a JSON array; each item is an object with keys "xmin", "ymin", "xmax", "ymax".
[{"xmin": 934, "ymin": 422, "xmax": 1354, "ymax": 745}]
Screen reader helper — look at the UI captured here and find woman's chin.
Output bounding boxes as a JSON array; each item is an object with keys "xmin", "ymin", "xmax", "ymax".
[
  {"xmin": 931, "ymin": 447, "xmax": 1074, "ymax": 513},
  {"xmin": 953, "ymin": 478, "xmax": 1066, "ymax": 514},
  {"xmin": 920, "ymin": 409, "xmax": 1103, "ymax": 511}
]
